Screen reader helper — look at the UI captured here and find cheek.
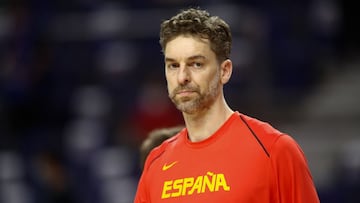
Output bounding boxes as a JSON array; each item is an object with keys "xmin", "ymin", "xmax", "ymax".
[
  {"xmin": 165, "ymin": 77, "xmax": 175, "ymax": 91},
  {"xmin": 199, "ymin": 74, "xmax": 213, "ymax": 87},
  {"xmin": 166, "ymin": 72, "xmax": 177, "ymax": 83}
]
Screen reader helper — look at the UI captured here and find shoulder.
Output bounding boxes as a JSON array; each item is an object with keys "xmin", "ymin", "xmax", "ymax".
[
  {"xmin": 238, "ymin": 113, "xmax": 282, "ymax": 137},
  {"xmin": 238, "ymin": 113, "xmax": 308, "ymax": 162},
  {"xmin": 271, "ymin": 134, "xmax": 306, "ymax": 159},
  {"xmin": 143, "ymin": 128, "xmax": 185, "ymax": 170},
  {"xmin": 237, "ymin": 113, "xmax": 286, "ymax": 156}
]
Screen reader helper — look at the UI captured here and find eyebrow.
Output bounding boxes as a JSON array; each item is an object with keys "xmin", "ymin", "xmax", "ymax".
[
  {"xmin": 165, "ymin": 57, "xmax": 176, "ymax": 63},
  {"xmin": 165, "ymin": 55, "xmax": 206, "ymax": 62}
]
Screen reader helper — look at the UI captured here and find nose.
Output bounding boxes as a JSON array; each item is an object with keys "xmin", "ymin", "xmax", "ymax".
[{"xmin": 177, "ymin": 65, "xmax": 190, "ymax": 85}]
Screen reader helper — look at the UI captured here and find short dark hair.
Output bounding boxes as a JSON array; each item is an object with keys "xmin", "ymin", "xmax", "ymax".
[
  {"xmin": 140, "ymin": 125, "xmax": 184, "ymax": 170},
  {"xmin": 159, "ymin": 8, "xmax": 232, "ymax": 63}
]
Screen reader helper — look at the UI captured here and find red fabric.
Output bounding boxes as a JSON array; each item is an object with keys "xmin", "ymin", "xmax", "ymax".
[{"xmin": 134, "ymin": 112, "xmax": 319, "ymax": 203}]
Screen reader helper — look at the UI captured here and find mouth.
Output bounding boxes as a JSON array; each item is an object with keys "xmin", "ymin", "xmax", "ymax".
[
  {"xmin": 173, "ymin": 88, "xmax": 197, "ymax": 98},
  {"xmin": 176, "ymin": 90, "xmax": 195, "ymax": 97}
]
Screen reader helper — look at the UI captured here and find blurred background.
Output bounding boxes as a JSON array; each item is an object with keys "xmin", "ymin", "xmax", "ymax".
[{"xmin": 0, "ymin": 0, "xmax": 359, "ymax": 202}]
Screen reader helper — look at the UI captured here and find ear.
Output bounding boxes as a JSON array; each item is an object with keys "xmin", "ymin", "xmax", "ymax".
[{"xmin": 220, "ymin": 59, "xmax": 232, "ymax": 84}]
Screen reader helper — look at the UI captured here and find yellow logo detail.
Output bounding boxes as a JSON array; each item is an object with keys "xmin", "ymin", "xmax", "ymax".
[
  {"xmin": 162, "ymin": 161, "xmax": 178, "ymax": 171},
  {"xmin": 161, "ymin": 172, "xmax": 230, "ymax": 199}
]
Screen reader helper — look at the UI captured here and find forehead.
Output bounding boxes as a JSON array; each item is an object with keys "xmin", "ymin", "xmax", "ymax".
[{"xmin": 164, "ymin": 35, "xmax": 214, "ymax": 59}]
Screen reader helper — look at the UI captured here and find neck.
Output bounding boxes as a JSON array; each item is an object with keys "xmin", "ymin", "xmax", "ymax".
[{"xmin": 183, "ymin": 96, "xmax": 234, "ymax": 142}]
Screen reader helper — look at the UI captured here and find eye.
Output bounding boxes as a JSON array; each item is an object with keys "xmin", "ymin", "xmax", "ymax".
[
  {"xmin": 190, "ymin": 62, "xmax": 203, "ymax": 68},
  {"xmin": 167, "ymin": 63, "xmax": 179, "ymax": 69}
]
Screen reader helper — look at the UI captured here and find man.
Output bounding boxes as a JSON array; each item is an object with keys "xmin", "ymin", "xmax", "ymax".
[{"xmin": 134, "ymin": 8, "xmax": 320, "ymax": 203}]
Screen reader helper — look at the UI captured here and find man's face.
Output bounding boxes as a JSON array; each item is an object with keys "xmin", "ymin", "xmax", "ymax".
[{"xmin": 164, "ymin": 35, "xmax": 222, "ymax": 114}]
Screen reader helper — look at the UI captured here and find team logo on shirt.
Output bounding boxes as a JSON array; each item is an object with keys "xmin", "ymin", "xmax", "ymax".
[{"xmin": 161, "ymin": 171, "xmax": 230, "ymax": 199}]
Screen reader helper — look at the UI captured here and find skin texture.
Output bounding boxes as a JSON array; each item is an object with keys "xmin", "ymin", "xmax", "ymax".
[{"xmin": 164, "ymin": 35, "xmax": 233, "ymax": 142}]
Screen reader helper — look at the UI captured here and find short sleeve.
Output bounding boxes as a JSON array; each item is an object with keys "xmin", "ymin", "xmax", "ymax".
[
  {"xmin": 271, "ymin": 134, "xmax": 320, "ymax": 203},
  {"xmin": 134, "ymin": 172, "xmax": 148, "ymax": 203}
]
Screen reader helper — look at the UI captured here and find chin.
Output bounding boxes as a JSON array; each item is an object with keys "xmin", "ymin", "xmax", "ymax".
[{"xmin": 176, "ymin": 102, "xmax": 200, "ymax": 114}]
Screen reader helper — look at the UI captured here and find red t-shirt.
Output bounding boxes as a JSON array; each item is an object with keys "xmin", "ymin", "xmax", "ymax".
[{"xmin": 134, "ymin": 112, "xmax": 320, "ymax": 203}]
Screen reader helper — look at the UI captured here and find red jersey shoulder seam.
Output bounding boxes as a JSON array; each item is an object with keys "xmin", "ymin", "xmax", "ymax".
[{"xmin": 239, "ymin": 114, "xmax": 283, "ymax": 158}]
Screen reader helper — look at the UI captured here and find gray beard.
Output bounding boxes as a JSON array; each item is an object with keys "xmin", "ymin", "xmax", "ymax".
[{"xmin": 170, "ymin": 74, "xmax": 221, "ymax": 114}]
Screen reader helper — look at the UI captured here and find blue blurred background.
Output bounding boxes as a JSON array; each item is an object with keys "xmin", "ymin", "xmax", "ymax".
[{"xmin": 0, "ymin": 0, "xmax": 359, "ymax": 202}]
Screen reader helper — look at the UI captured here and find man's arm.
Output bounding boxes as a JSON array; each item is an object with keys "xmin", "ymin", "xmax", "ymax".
[{"xmin": 271, "ymin": 134, "xmax": 320, "ymax": 203}]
